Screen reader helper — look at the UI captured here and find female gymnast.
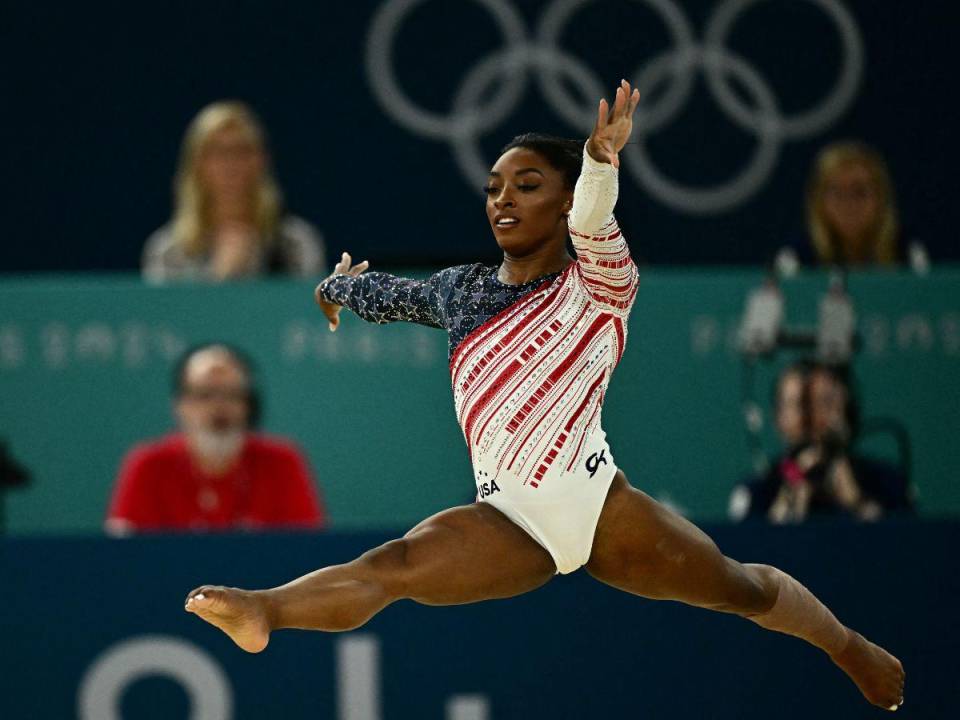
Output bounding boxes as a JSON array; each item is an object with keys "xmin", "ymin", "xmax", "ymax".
[{"xmin": 185, "ymin": 80, "xmax": 904, "ymax": 711}]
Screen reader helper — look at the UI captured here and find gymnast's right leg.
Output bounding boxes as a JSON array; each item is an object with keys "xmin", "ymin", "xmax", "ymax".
[
  {"xmin": 586, "ymin": 471, "xmax": 905, "ymax": 710},
  {"xmin": 184, "ymin": 502, "xmax": 556, "ymax": 652}
]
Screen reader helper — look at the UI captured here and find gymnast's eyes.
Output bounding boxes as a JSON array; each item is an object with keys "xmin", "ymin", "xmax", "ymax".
[{"xmin": 482, "ymin": 184, "xmax": 540, "ymax": 194}]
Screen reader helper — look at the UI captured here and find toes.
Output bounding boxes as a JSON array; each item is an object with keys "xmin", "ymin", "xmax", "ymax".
[
  {"xmin": 874, "ymin": 679, "xmax": 905, "ymax": 711},
  {"xmin": 185, "ymin": 586, "xmax": 221, "ymax": 612},
  {"xmin": 186, "ymin": 585, "xmax": 212, "ymax": 603},
  {"xmin": 192, "ymin": 590, "xmax": 218, "ymax": 608}
]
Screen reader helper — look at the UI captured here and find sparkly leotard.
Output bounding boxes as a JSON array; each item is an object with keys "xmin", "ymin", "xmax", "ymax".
[{"xmin": 319, "ymin": 147, "xmax": 638, "ymax": 573}]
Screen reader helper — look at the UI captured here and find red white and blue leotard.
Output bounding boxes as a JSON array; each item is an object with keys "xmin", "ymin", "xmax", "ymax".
[{"xmin": 319, "ymin": 147, "xmax": 638, "ymax": 572}]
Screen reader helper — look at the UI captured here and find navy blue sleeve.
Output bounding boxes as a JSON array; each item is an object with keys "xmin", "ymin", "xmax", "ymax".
[{"xmin": 316, "ymin": 270, "xmax": 452, "ymax": 329}]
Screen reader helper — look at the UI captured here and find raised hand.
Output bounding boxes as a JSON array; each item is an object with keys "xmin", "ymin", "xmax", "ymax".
[
  {"xmin": 586, "ymin": 79, "xmax": 641, "ymax": 169},
  {"xmin": 314, "ymin": 251, "xmax": 369, "ymax": 332}
]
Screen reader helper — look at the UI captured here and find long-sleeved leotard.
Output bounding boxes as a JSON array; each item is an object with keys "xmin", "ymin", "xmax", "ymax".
[{"xmin": 318, "ymin": 147, "xmax": 639, "ymax": 572}]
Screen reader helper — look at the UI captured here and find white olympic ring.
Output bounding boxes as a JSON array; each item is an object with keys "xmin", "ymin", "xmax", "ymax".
[
  {"xmin": 365, "ymin": 0, "xmax": 864, "ymax": 214},
  {"xmin": 451, "ymin": 45, "xmax": 608, "ymax": 190},
  {"xmin": 624, "ymin": 46, "xmax": 783, "ymax": 213},
  {"xmin": 537, "ymin": 0, "xmax": 699, "ymax": 134},
  {"xmin": 366, "ymin": 0, "xmax": 528, "ymax": 140},
  {"xmin": 703, "ymin": 0, "xmax": 864, "ymax": 139}
]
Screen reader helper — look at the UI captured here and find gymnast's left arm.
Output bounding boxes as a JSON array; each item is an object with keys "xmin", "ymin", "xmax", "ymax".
[
  {"xmin": 314, "ymin": 251, "xmax": 446, "ymax": 331},
  {"xmin": 568, "ymin": 80, "xmax": 641, "ymax": 315}
]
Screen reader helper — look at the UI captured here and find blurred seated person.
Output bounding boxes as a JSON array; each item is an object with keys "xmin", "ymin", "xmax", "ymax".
[
  {"xmin": 730, "ymin": 360, "xmax": 913, "ymax": 523},
  {"xmin": 0, "ymin": 439, "xmax": 31, "ymax": 499},
  {"xmin": 106, "ymin": 343, "xmax": 325, "ymax": 535},
  {"xmin": 775, "ymin": 141, "xmax": 928, "ymax": 274},
  {"xmin": 143, "ymin": 101, "xmax": 326, "ymax": 282}
]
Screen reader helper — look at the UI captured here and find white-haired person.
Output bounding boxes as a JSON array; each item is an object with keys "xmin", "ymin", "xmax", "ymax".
[{"xmin": 143, "ymin": 101, "xmax": 326, "ymax": 282}]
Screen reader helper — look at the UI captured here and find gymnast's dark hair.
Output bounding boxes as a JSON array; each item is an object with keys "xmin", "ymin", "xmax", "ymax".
[{"xmin": 500, "ymin": 134, "xmax": 584, "ymax": 189}]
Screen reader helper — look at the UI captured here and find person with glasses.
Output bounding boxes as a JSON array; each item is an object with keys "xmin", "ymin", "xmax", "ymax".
[{"xmin": 106, "ymin": 343, "xmax": 324, "ymax": 534}]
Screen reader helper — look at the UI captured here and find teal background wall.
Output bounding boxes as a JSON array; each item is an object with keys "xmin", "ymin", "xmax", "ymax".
[{"xmin": 1, "ymin": 268, "xmax": 958, "ymax": 534}]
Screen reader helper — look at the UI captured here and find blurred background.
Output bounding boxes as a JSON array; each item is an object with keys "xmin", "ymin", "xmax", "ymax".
[{"xmin": 1, "ymin": 1, "xmax": 957, "ymax": 718}]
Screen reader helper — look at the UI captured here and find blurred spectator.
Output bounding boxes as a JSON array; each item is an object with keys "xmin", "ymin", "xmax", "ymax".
[
  {"xmin": 1, "ymin": 440, "xmax": 31, "ymax": 534},
  {"xmin": 730, "ymin": 360, "xmax": 913, "ymax": 523},
  {"xmin": 0, "ymin": 440, "xmax": 30, "ymax": 491},
  {"xmin": 143, "ymin": 101, "xmax": 326, "ymax": 282},
  {"xmin": 106, "ymin": 343, "xmax": 325, "ymax": 534},
  {"xmin": 776, "ymin": 141, "xmax": 928, "ymax": 273}
]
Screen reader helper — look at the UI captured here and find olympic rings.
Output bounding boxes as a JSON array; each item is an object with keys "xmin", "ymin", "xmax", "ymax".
[
  {"xmin": 366, "ymin": 0, "xmax": 528, "ymax": 140},
  {"xmin": 624, "ymin": 46, "xmax": 783, "ymax": 214},
  {"xmin": 703, "ymin": 0, "xmax": 864, "ymax": 139},
  {"xmin": 365, "ymin": 0, "xmax": 864, "ymax": 213},
  {"xmin": 452, "ymin": 46, "xmax": 607, "ymax": 189},
  {"xmin": 537, "ymin": 0, "xmax": 699, "ymax": 133}
]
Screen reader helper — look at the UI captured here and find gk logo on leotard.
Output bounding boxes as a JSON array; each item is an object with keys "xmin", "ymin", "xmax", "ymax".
[{"xmin": 585, "ymin": 450, "xmax": 607, "ymax": 478}]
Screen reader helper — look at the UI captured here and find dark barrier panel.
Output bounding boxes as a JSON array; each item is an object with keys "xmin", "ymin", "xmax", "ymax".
[
  {"xmin": 1, "ymin": 521, "xmax": 956, "ymax": 718},
  {"xmin": 2, "ymin": 1, "xmax": 954, "ymax": 271}
]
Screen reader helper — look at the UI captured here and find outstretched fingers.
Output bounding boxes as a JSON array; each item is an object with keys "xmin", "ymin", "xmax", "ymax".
[
  {"xmin": 320, "ymin": 252, "xmax": 369, "ymax": 332},
  {"xmin": 593, "ymin": 94, "xmax": 620, "ymax": 167},
  {"xmin": 596, "ymin": 80, "xmax": 640, "ymax": 123},
  {"xmin": 334, "ymin": 251, "xmax": 369, "ymax": 277},
  {"xmin": 334, "ymin": 251, "xmax": 352, "ymax": 274},
  {"xmin": 608, "ymin": 81, "xmax": 639, "ymax": 129},
  {"xmin": 349, "ymin": 260, "xmax": 369, "ymax": 276},
  {"xmin": 590, "ymin": 79, "xmax": 642, "ymax": 168},
  {"xmin": 618, "ymin": 79, "xmax": 640, "ymax": 115},
  {"xmin": 595, "ymin": 97, "xmax": 609, "ymax": 132},
  {"xmin": 613, "ymin": 84, "xmax": 627, "ymax": 116}
]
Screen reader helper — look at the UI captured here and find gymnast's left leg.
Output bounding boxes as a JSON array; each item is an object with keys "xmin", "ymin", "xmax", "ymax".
[
  {"xmin": 184, "ymin": 501, "xmax": 556, "ymax": 652},
  {"xmin": 586, "ymin": 471, "xmax": 905, "ymax": 711}
]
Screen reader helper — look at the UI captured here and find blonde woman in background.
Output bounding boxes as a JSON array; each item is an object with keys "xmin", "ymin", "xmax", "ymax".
[
  {"xmin": 777, "ymin": 141, "xmax": 927, "ymax": 273},
  {"xmin": 143, "ymin": 101, "xmax": 326, "ymax": 282}
]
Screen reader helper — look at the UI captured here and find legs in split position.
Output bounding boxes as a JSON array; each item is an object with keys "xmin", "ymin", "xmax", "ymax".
[
  {"xmin": 585, "ymin": 471, "xmax": 905, "ymax": 711},
  {"xmin": 185, "ymin": 501, "xmax": 556, "ymax": 652},
  {"xmin": 185, "ymin": 470, "xmax": 903, "ymax": 711}
]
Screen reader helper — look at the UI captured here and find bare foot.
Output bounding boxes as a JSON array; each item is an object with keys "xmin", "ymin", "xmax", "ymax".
[
  {"xmin": 831, "ymin": 630, "xmax": 905, "ymax": 711},
  {"xmin": 184, "ymin": 585, "xmax": 272, "ymax": 653}
]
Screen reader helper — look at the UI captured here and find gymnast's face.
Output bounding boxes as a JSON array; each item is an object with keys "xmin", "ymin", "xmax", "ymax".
[{"xmin": 485, "ymin": 148, "xmax": 573, "ymax": 257}]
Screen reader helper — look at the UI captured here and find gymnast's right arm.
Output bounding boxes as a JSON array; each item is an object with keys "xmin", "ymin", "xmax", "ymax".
[{"xmin": 314, "ymin": 251, "xmax": 446, "ymax": 331}]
